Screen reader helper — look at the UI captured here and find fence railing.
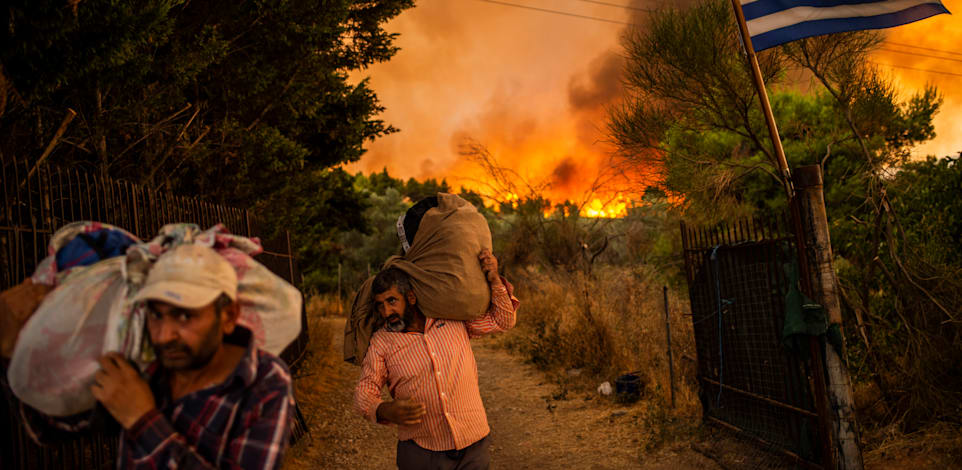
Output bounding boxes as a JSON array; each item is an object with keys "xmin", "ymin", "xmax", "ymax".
[
  {"xmin": 1, "ymin": 153, "xmax": 308, "ymax": 469},
  {"xmin": 681, "ymin": 216, "xmax": 826, "ymax": 469}
]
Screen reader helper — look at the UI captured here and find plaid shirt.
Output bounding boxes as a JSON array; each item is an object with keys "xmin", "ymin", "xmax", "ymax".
[{"xmin": 22, "ymin": 327, "xmax": 294, "ymax": 469}]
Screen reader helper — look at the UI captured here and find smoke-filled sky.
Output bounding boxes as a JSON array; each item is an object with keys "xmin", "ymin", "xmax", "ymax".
[{"xmin": 348, "ymin": 1, "xmax": 961, "ymax": 205}]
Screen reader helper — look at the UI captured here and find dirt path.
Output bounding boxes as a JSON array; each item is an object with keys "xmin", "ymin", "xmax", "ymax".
[
  {"xmin": 284, "ymin": 317, "xmax": 719, "ymax": 469},
  {"xmin": 475, "ymin": 340, "xmax": 718, "ymax": 470}
]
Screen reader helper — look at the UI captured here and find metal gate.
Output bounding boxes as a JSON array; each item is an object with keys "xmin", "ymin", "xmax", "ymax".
[
  {"xmin": 681, "ymin": 216, "xmax": 828, "ymax": 468},
  {"xmin": 1, "ymin": 153, "xmax": 309, "ymax": 469}
]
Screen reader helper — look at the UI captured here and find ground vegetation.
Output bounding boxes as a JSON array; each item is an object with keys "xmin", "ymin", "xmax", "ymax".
[{"xmin": 609, "ymin": 0, "xmax": 961, "ymax": 451}]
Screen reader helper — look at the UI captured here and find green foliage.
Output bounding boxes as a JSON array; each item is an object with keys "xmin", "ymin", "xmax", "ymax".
[
  {"xmin": 611, "ymin": 0, "xmax": 957, "ymax": 431},
  {"xmin": 355, "ymin": 168, "xmax": 452, "ymax": 203},
  {"xmin": 853, "ymin": 157, "xmax": 962, "ymax": 428},
  {"xmin": 1, "ymin": 0, "xmax": 415, "ymax": 293},
  {"xmin": 268, "ymin": 168, "xmax": 368, "ymax": 292},
  {"xmin": 1, "ymin": 0, "xmax": 180, "ymax": 103},
  {"xmin": 336, "ymin": 186, "xmax": 409, "ymax": 292},
  {"xmin": 329, "ymin": 167, "xmax": 690, "ymax": 297},
  {"xmin": 621, "ymin": 194, "xmax": 685, "ymax": 287},
  {"xmin": 612, "ymin": 1, "xmax": 940, "ymax": 224},
  {"xmin": 611, "ymin": 0, "xmax": 785, "ymax": 186},
  {"xmin": 888, "ymin": 156, "xmax": 962, "ymax": 266}
]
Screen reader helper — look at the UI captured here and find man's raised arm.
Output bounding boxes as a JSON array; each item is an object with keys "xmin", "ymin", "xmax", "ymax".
[{"xmin": 467, "ymin": 249, "xmax": 519, "ymax": 338}]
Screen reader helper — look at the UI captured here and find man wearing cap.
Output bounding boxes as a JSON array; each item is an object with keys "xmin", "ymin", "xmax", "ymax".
[{"xmin": 24, "ymin": 244, "xmax": 294, "ymax": 469}]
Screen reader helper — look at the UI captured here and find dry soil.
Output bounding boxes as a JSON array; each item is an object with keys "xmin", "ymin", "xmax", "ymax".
[{"xmin": 282, "ymin": 317, "xmax": 720, "ymax": 470}]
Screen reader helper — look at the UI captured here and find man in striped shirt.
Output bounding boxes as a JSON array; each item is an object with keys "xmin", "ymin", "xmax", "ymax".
[{"xmin": 354, "ymin": 248, "xmax": 519, "ymax": 470}]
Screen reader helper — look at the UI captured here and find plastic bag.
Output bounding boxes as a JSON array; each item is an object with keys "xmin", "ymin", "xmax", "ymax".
[
  {"xmin": 9, "ymin": 222, "xmax": 301, "ymax": 416},
  {"xmin": 8, "ymin": 257, "xmax": 129, "ymax": 416},
  {"xmin": 217, "ymin": 246, "xmax": 302, "ymax": 355},
  {"xmin": 125, "ymin": 223, "xmax": 302, "ymax": 358}
]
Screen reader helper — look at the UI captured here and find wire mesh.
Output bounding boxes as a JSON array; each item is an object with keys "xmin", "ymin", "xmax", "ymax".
[
  {"xmin": 692, "ymin": 423, "xmax": 806, "ymax": 470},
  {"xmin": 681, "ymin": 216, "xmax": 825, "ymax": 468},
  {"xmin": 1, "ymin": 154, "xmax": 309, "ymax": 468}
]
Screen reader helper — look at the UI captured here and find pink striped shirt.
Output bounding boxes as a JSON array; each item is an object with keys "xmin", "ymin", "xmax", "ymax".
[{"xmin": 354, "ymin": 278, "xmax": 519, "ymax": 451}]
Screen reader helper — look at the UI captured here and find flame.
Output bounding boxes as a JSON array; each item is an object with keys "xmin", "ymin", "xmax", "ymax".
[
  {"xmin": 347, "ymin": 0, "xmax": 648, "ymax": 209},
  {"xmin": 350, "ymin": 2, "xmax": 962, "ymax": 220},
  {"xmin": 583, "ymin": 194, "xmax": 628, "ymax": 218},
  {"xmin": 490, "ymin": 191, "xmax": 522, "ymax": 213}
]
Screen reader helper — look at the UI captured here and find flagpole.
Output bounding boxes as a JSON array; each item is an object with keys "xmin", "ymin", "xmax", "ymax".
[
  {"xmin": 729, "ymin": 1, "xmax": 838, "ymax": 469},
  {"xmin": 726, "ymin": 3, "xmax": 939, "ymax": 470},
  {"xmin": 729, "ymin": 0, "xmax": 794, "ymax": 199}
]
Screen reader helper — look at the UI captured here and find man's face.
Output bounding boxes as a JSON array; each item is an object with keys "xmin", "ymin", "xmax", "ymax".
[
  {"xmin": 147, "ymin": 301, "xmax": 224, "ymax": 370},
  {"xmin": 373, "ymin": 286, "xmax": 413, "ymax": 332}
]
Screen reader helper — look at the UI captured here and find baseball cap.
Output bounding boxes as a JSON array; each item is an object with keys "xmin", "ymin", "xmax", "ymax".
[{"xmin": 133, "ymin": 244, "xmax": 238, "ymax": 309}]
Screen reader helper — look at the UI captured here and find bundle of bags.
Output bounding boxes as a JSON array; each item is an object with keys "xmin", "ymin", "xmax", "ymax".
[
  {"xmin": 344, "ymin": 193, "xmax": 493, "ymax": 365},
  {"xmin": 2, "ymin": 221, "xmax": 302, "ymax": 417}
]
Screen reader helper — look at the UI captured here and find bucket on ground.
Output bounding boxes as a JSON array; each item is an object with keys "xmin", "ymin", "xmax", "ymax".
[{"xmin": 615, "ymin": 373, "xmax": 642, "ymax": 403}]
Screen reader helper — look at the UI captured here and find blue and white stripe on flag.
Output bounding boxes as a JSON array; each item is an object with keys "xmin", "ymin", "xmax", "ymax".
[{"xmin": 741, "ymin": 1, "xmax": 950, "ymax": 51}]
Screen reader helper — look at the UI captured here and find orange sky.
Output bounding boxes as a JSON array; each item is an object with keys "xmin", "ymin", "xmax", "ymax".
[
  {"xmin": 878, "ymin": 7, "xmax": 962, "ymax": 159},
  {"xmin": 348, "ymin": 1, "xmax": 961, "ymax": 206}
]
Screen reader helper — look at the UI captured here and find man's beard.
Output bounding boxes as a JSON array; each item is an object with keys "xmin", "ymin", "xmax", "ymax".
[
  {"xmin": 153, "ymin": 315, "xmax": 222, "ymax": 371},
  {"xmin": 384, "ymin": 303, "xmax": 416, "ymax": 332},
  {"xmin": 385, "ymin": 313, "xmax": 406, "ymax": 332}
]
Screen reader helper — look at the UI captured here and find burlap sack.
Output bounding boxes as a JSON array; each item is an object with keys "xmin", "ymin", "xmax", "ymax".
[
  {"xmin": 0, "ymin": 279, "xmax": 52, "ymax": 359},
  {"xmin": 344, "ymin": 193, "xmax": 492, "ymax": 364}
]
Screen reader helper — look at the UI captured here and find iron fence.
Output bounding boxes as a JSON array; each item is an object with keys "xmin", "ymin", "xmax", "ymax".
[
  {"xmin": 1, "ymin": 153, "xmax": 309, "ymax": 469},
  {"xmin": 681, "ymin": 216, "xmax": 826, "ymax": 469}
]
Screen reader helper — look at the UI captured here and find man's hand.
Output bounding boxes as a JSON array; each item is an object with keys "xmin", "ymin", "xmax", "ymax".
[
  {"xmin": 90, "ymin": 352, "xmax": 156, "ymax": 429},
  {"xmin": 376, "ymin": 399, "xmax": 426, "ymax": 425},
  {"xmin": 479, "ymin": 248, "xmax": 501, "ymax": 285}
]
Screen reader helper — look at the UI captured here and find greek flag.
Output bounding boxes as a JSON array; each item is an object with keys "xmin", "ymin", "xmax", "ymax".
[{"xmin": 742, "ymin": 1, "xmax": 950, "ymax": 51}]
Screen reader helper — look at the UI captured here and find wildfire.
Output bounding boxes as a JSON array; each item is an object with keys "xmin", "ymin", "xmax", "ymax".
[
  {"xmin": 582, "ymin": 194, "xmax": 628, "ymax": 218},
  {"xmin": 487, "ymin": 192, "xmax": 521, "ymax": 213}
]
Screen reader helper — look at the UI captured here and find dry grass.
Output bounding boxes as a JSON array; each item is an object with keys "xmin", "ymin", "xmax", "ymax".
[
  {"xmin": 297, "ymin": 266, "xmax": 960, "ymax": 467},
  {"xmin": 305, "ymin": 293, "xmax": 347, "ymax": 318},
  {"xmin": 282, "ymin": 310, "xmax": 400, "ymax": 469},
  {"xmin": 497, "ymin": 264, "xmax": 703, "ymax": 452},
  {"xmin": 493, "ymin": 264, "xmax": 962, "ymax": 467},
  {"xmin": 862, "ymin": 421, "xmax": 962, "ymax": 469}
]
